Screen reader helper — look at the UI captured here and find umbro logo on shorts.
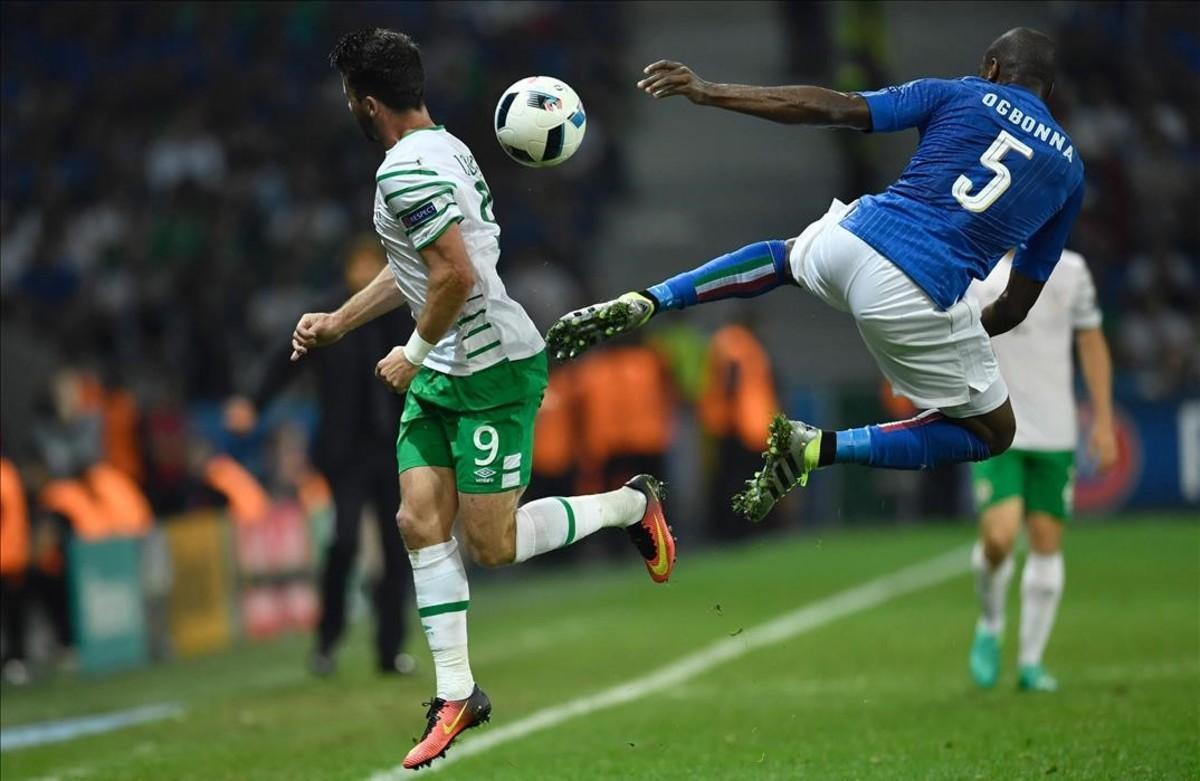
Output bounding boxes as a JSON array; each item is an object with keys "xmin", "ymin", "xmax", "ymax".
[{"xmin": 474, "ymin": 467, "xmax": 497, "ymax": 482}]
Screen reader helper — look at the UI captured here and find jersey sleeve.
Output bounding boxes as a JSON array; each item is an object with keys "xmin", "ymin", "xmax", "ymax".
[
  {"xmin": 856, "ymin": 78, "xmax": 956, "ymax": 133},
  {"xmin": 1069, "ymin": 256, "xmax": 1103, "ymax": 330},
  {"xmin": 1012, "ymin": 183, "xmax": 1085, "ymax": 283},
  {"xmin": 376, "ymin": 165, "xmax": 464, "ymax": 250}
]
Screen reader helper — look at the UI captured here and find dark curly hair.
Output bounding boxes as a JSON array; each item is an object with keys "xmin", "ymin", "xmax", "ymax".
[{"xmin": 329, "ymin": 28, "xmax": 424, "ymax": 111}]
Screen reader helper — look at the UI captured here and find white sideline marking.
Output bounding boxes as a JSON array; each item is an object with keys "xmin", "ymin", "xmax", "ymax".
[
  {"xmin": 366, "ymin": 545, "xmax": 970, "ymax": 779},
  {"xmin": 0, "ymin": 703, "xmax": 183, "ymax": 752}
]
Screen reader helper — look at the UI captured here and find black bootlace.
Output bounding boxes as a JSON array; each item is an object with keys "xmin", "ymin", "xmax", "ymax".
[
  {"xmin": 626, "ymin": 523, "xmax": 657, "ymax": 559},
  {"xmin": 417, "ymin": 698, "xmax": 446, "ymax": 741}
]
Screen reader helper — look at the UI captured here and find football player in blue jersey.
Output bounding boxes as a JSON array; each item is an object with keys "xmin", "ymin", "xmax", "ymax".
[{"xmin": 548, "ymin": 28, "xmax": 1085, "ymax": 521}]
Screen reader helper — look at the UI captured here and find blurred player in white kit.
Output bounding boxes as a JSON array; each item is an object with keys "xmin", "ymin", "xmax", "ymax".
[{"xmin": 966, "ymin": 249, "xmax": 1117, "ymax": 692}]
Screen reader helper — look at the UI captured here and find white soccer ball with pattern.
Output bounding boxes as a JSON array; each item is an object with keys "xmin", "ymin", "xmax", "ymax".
[{"xmin": 494, "ymin": 76, "xmax": 586, "ymax": 168}]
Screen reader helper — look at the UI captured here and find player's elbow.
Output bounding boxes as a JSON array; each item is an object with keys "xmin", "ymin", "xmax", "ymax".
[
  {"xmin": 432, "ymin": 258, "xmax": 476, "ymax": 299},
  {"xmin": 449, "ymin": 263, "xmax": 476, "ymax": 296},
  {"xmin": 1002, "ymin": 307, "xmax": 1031, "ymax": 336},
  {"xmin": 983, "ymin": 299, "xmax": 1033, "ymax": 338},
  {"xmin": 826, "ymin": 93, "xmax": 872, "ymax": 130}
]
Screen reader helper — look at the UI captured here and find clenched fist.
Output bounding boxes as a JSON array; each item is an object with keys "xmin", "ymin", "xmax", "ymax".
[
  {"xmin": 375, "ymin": 346, "xmax": 419, "ymax": 393},
  {"xmin": 291, "ymin": 312, "xmax": 345, "ymax": 361}
]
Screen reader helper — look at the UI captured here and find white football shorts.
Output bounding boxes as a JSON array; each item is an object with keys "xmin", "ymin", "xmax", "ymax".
[{"xmin": 788, "ymin": 199, "xmax": 1008, "ymax": 418}]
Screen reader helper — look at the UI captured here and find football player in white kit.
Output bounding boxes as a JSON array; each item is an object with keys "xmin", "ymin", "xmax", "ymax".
[
  {"xmin": 292, "ymin": 28, "xmax": 676, "ymax": 769},
  {"xmin": 966, "ymin": 249, "xmax": 1117, "ymax": 692}
]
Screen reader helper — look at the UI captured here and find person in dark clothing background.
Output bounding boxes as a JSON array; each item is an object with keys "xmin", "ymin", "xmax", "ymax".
[{"xmin": 225, "ymin": 237, "xmax": 415, "ymax": 677}]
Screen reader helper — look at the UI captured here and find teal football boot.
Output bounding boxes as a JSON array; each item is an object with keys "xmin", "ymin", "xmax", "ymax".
[
  {"xmin": 969, "ymin": 624, "xmax": 1001, "ymax": 689},
  {"xmin": 1017, "ymin": 664, "xmax": 1059, "ymax": 692}
]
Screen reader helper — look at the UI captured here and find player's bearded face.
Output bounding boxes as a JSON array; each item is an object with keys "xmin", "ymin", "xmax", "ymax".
[
  {"xmin": 353, "ymin": 103, "xmax": 379, "ymax": 142},
  {"xmin": 343, "ymin": 81, "xmax": 379, "ymax": 142}
]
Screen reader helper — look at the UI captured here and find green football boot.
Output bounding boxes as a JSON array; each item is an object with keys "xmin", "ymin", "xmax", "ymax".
[
  {"xmin": 969, "ymin": 624, "xmax": 1001, "ymax": 689},
  {"xmin": 546, "ymin": 292, "xmax": 656, "ymax": 360},
  {"xmin": 731, "ymin": 414, "xmax": 821, "ymax": 522},
  {"xmin": 1017, "ymin": 664, "xmax": 1059, "ymax": 692}
]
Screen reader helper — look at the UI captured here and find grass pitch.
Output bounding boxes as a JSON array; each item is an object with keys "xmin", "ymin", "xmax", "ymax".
[{"xmin": 2, "ymin": 515, "xmax": 1197, "ymax": 780}]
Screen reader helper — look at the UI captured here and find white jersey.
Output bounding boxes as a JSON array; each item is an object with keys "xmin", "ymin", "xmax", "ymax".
[
  {"xmin": 373, "ymin": 126, "xmax": 543, "ymax": 376},
  {"xmin": 968, "ymin": 250, "xmax": 1102, "ymax": 451}
]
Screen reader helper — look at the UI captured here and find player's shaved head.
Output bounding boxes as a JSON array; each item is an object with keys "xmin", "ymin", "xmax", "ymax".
[{"xmin": 981, "ymin": 28, "xmax": 1056, "ymax": 99}]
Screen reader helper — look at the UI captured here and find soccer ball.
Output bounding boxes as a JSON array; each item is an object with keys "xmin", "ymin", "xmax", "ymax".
[{"xmin": 494, "ymin": 76, "xmax": 587, "ymax": 168}]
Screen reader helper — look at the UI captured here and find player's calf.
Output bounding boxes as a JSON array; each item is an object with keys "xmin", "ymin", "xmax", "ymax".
[
  {"xmin": 456, "ymin": 480, "xmax": 677, "ymax": 582},
  {"xmin": 456, "ymin": 489, "xmax": 527, "ymax": 567},
  {"xmin": 980, "ymin": 507, "xmax": 1021, "ymax": 565},
  {"xmin": 547, "ymin": 240, "xmax": 791, "ymax": 360},
  {"xmin": 733, "ymin": 407, "xmax": 1002, "ymax": 521}
]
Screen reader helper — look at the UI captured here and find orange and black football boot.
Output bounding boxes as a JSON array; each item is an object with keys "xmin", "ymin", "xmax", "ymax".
[
  {"xmin": 624, "ymin": 474, "xmax": 676, "ymax": 583},
  {"xmin": 402, "ymin": 685, "xmax": 491, "ymax": 770}
]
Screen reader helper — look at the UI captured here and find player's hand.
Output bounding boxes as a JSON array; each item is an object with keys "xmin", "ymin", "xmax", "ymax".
[
  {"xmin": 637, "ymin": 60, "xmax": 711, "ymax": 103},
  {"xmin": 223, "ymin": 396, "xmax": 258, "ymax": 435},
  {"xmin": 375, "ymin": 346, "xmax": 419, "ymax": 394},
  {"xmin": 291, "ymin": 312, "xmax": 344, "ymax": 361},
  {"xmin": 1088, "ymin": 420, "xmax": 1118, "ymax": 473}
]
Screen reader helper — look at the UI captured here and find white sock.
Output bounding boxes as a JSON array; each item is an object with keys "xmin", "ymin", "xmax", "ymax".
[
  {"xmin": 409, "ymin": 538, "xmax": 474, "ymax": 700},
  {"xmin": 972, "ymin": 541, "xmax": 1014, "ymax": 635},
  {"xmin": 513, "ymin": 488, "xmax": 647, "ymax": 563},
  {"xmin": 1019, "ymin": 551, "xmax": 1064, "ymax": 667}
]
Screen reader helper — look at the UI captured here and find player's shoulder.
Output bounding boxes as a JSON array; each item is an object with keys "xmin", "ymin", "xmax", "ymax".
[
  {"xmin": 890, "ymin": 75, "xmax": 977, "ymax": 99},
  {"xmin": 376, "ymin": 130, "xmax": 463, "ymax": 186},
  {"xmin": 929, "ymin": 76, "xmax": 994, "ymax": 100}
]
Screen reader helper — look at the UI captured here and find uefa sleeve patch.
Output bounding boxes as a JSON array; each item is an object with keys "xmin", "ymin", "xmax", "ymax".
[{"xmin": 400, "ymin": 201, "xmax": 439, "ymax": 231}]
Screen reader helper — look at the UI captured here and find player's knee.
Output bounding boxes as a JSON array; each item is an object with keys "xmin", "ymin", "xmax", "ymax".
[
  {"xmin": 395, "ymin": 505, "xmax": 440, "ymax": 550},
  {"xmin": 981, "ymin": 524, "xmax": 1016, "ymax": 562},
  {"xmin": 988, "ymin": 422, "xmax": 1015, "ymax": 456},
  {"xmin": 985, "ymin": 404, "xmax": 1016, "ymax": 456}
]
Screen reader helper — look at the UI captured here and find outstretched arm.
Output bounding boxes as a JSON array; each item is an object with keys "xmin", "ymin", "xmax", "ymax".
[
  {"xmin": 637, "ymin": 60, "xmax": 871, "ymax": 130},
  {"xmin": 291, "ymin": 267, "xmax": 405, "ymax": 361}
]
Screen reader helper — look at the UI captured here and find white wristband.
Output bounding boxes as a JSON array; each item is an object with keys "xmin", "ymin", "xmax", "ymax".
[{"xmin": 404, "ymin": 330, "xmax": 436, "ymax": 366}]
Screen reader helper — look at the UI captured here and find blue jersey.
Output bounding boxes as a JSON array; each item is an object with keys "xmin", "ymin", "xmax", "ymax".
[{"xmin": 840, "ymin": 77, "xmax": 1085, "ymax": 310}]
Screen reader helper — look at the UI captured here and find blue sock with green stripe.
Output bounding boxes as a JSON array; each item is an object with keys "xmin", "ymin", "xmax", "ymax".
[
  {"xmin": 513, "ymin": 488, "xmax": 647, "ymax": 563},
  {"xmin": 409, "ymin": 538, "xmax": 474, "ymax": 700},
  {"xmin": 645, "ymin": 240, "xmax": 791, "ymax": 311}
]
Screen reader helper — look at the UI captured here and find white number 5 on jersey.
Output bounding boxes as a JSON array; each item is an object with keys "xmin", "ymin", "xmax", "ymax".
[{"xmin": 952, "ymin": 130, "xmax": 1035, "ymax": 213}]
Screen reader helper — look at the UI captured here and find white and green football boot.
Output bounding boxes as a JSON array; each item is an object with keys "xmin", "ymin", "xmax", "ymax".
[
  {"xmin": 969, "ymin": 623, "xmax": 1001, "ymax": 689},
  {"xmin": 731, "ymin": 414, "xmax": 822, "ymax": 522},
  {"xmin": 1017, "ymin": 664, "xmax": 1058, "ymax": 692},
  {"xmin": 546, "ymin": 292, "xmax": 656, "ymax": 361}
]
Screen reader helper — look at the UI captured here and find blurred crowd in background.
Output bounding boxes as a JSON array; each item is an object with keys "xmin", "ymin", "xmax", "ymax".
[
  {"xmin": 1, "ymin": 1, "xmax": 627, "ymax": 502},
  {"xmin": 0, "ymin": 2, "xmax": 1197, "ymax": 675}
]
